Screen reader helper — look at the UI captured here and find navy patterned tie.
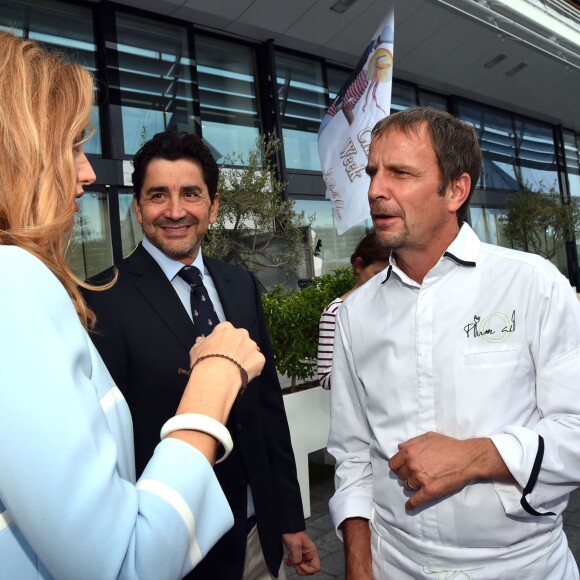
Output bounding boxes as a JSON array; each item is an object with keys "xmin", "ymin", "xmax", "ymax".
[{"xmin": 178, "ymin": 265, "xmax": 220, "ymax": 338}]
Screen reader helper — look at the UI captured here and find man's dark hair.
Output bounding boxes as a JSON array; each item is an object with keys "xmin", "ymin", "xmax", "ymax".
[
  {"xmin": 350, "ymin": 231, "xmax": 390, "ymax": 267},
  {"xmin": 371, "ymin": 107, "xmax": 482, "ymax": 225},
  {"xmin": 132, "ymin": 131, "xmax": 219, "ymax": 202}
]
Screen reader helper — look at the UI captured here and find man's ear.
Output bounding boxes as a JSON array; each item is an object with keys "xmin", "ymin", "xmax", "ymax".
[
  {"xmin": 353, "ymin": 256, "xmax": 364, "ymax": 276},
  {"xmin": 133, "ymin": 193, "xmax": 143, "ymax": 225},
  {"xmin": 209, "ymin": 192, "xmax": 220, "ymax": 225},
  {"xmin": 447, "ymin": 173, "xmax": 471, "ymax": 213}
]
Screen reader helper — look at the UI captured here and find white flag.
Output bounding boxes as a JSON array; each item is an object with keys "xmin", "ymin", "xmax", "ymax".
[{"xmin": 318, "ymin": 6, "xmax": 394, "ymax": 235}]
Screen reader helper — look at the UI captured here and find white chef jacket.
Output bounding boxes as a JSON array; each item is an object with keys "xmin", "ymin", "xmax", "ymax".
[{"xmin": 328, "ymin": 224, "xmax": 580, "ymax": 570}]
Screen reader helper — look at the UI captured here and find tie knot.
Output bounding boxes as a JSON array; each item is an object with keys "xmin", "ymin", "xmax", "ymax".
[{"xmin": 178, "ymin": 265, "xmax": 203, "ymax": 287}]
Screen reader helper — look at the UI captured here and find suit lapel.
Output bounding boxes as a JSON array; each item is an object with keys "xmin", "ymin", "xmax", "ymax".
[
  {"xmin": 126, "ymin": 245, "xmax": 196, "ymax": 353},
  {"xmin": 205, "ymin": 257, "xmax": 252, "ymax": 330},
  {"xmin": 204, "ymin": 256, "xmax": 258, "ymax": 417}
]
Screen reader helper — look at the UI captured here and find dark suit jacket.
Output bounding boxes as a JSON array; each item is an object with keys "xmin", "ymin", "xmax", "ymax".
[{"xmin": 83, "ymin": 244, "xmax": 305, "ymax": 579}]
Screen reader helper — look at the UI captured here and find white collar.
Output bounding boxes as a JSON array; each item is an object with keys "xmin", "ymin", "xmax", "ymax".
[
  {"xmin": 141, "ymin": 236, "xmax": 206, "ymax": 282},
  {"xmin": 385, "ymin": 223, "xmax": 480, "ymax": 287}
]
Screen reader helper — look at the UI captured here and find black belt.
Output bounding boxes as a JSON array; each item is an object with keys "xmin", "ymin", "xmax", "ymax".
[{"xmin": 246, "ymin": 516, "xmax": 256, "ymax": 534}]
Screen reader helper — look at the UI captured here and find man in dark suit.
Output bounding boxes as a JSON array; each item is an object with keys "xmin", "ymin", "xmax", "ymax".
[{"xmin": 84, "ymin": 132, "xmax": 319, "ymax": 580}]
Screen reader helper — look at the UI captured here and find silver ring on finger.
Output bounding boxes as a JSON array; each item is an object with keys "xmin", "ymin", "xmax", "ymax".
[{"xmin": 406, "ymin": 478, "xmax": 419, "ymax": 491}]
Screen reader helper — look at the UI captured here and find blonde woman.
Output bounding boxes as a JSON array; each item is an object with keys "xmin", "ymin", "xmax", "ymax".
[{"xmin": 0, "ymin": 31, "xmax": 264, "ymax": 580}]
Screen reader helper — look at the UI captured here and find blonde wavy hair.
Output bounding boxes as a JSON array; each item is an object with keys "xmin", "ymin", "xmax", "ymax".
[{"xmin": 0, "ymin": 31, "xmax": 111, "ymax": 329}]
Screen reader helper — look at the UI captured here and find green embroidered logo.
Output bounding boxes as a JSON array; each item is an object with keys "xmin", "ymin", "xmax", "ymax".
[{"xmin": 463, "ymin": 310, "xmax": 516, "ymax": 343}]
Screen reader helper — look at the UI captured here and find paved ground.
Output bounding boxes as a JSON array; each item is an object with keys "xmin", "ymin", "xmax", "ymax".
[{"xmin": 288, "ymin": 465, "xmax": 580, "ymax": 579}]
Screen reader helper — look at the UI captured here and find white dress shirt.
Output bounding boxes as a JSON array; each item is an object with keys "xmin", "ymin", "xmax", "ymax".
[
  {"xmin": 142, "ymin": 237, "xmax": 226, "ymax": 323},
  {"xmin": 328, "ymin": 224, "xmax": 580, "ymax": 570}
]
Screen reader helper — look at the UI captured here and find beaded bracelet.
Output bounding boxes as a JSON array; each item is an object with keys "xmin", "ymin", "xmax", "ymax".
[
  {"xmin": 188, "ymin": 353, "xmax": 249, "ymax": 395},
  {"xmin": 160, "ymin": 414, "xmax": 233, "ymax": 464}
]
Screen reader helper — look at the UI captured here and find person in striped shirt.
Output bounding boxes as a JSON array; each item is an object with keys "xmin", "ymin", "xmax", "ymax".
[{"xmin": 316, "ymin": 232, "xmax": 389, "ymax": 389}]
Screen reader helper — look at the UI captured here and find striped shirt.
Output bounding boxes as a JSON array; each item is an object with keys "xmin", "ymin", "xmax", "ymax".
[{"xmin": 317, "ymin": 297, "xmax": 344, "ymax": 390}]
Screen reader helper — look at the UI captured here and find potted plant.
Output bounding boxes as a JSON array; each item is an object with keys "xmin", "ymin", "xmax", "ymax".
[{"xmin": 261, "ymin": 268, "xmax": 355, "ymax": 391}]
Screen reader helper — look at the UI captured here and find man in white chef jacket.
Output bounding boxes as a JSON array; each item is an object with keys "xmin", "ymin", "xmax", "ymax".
[{"xmin": 328, "ymin": 106, "xmax": 580, "ymax": 580}]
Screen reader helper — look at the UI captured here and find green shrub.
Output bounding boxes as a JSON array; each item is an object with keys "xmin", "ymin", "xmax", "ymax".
[{"xmin": 261, "ymin": 268, "xmax": 355, "ymax": 388}]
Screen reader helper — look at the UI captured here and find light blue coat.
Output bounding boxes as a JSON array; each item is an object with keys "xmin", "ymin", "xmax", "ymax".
[{"xmin": 0, "ymin": 246, "xmax": 233, "ymax": 579}]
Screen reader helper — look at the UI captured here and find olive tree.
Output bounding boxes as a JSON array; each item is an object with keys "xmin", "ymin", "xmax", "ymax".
[
  {"xmin": 500, "ymin": 186, "xmax": 580, "ymax": 261},
  {"xmin": 204, "ymin": 134, "xmax": 313, "ymax": 282}
]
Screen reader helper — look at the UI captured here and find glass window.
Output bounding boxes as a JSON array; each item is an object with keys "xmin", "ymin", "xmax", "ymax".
[
  {"xmin": 0, "ymin": 0, "xmax": 101, "ymax": 155},
  {"xmin": 86, "ymin": 105, "xmax": 102, "ymax": 157},
  {"xmin": 275, "ymin": 53, "xmax": 327, "ymax": 171},
  {"xmin": 458, "ymin": 101, "xmax": 559, "ymax": 194},
  {"xmin": 112, "ymin": 13, "xmax": 196, "ymax": 157},
  {"xmin": 564, "ymin": 131, "xmax": 580, "ymax": 198},
  {"xmin": 195, "ymin": 35, "xmax": 261, "ymax": 164},
  {"xmin": 513, "ymin": 118, "xmax": 558, "ymax": 192},
  {"xmin": 390, "ymin": 81, "xmax": 417, "ymax": 113},
  {"xmin": 458, "ymin": 101, "xmax": 518, "ymax": 191},
  {"xmin": 67, "ymin": 192, "xmax": 113, "ymax": 279},
  {"xmin": 293, "ymin": 199, "xmax": 369, "ymax": 276},
  {"xmin": 119, "ymin": 191, "xmax": 143, "ymax": 258},
  {"xmin": 418, "ymin": 90, "xmax": 448, "ymax": 111},
  {"xmin": 568, "ymin": 132, "xmax": 580, "ymax": 279},
  {"xmin": 327, "ymin": 66, "xmax": 350, "ymax": 102},
  {"xmin": 470, "ymin": 205, "xmax": 569, "ymax": 277},
  {"xmin": 468, "ymin": 206, "xmax": 510, "ymax": 247}
]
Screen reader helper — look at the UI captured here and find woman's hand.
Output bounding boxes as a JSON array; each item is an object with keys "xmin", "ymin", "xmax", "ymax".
[
  {"xmin": 188, "ymin": 322, "xmax": 265, "ymax": 385},
  {"xmin": 170, "ymin": 323, "xmax": 265, "ymax": 462},
  {"xmin": 177, "ymin": 322, "xmax": 265, "ymax": 423}
]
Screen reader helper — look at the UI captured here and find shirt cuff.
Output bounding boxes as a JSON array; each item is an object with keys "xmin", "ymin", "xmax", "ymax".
[
  {"xmin": 489, "ymin": 428, "xmax": 538, "ymax": 487},
  {"xmin": 329, "ymin": 486, "xmax": 373, "ymax": 541},
  {"xmin": 490, "ymin": 428, "xmax": 551, "ymax": 518}
]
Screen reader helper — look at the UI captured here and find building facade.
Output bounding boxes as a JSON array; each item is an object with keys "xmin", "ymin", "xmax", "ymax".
[{"xmin": 1, "ymin": 0, "xmax": 579, "ymax": 287}]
